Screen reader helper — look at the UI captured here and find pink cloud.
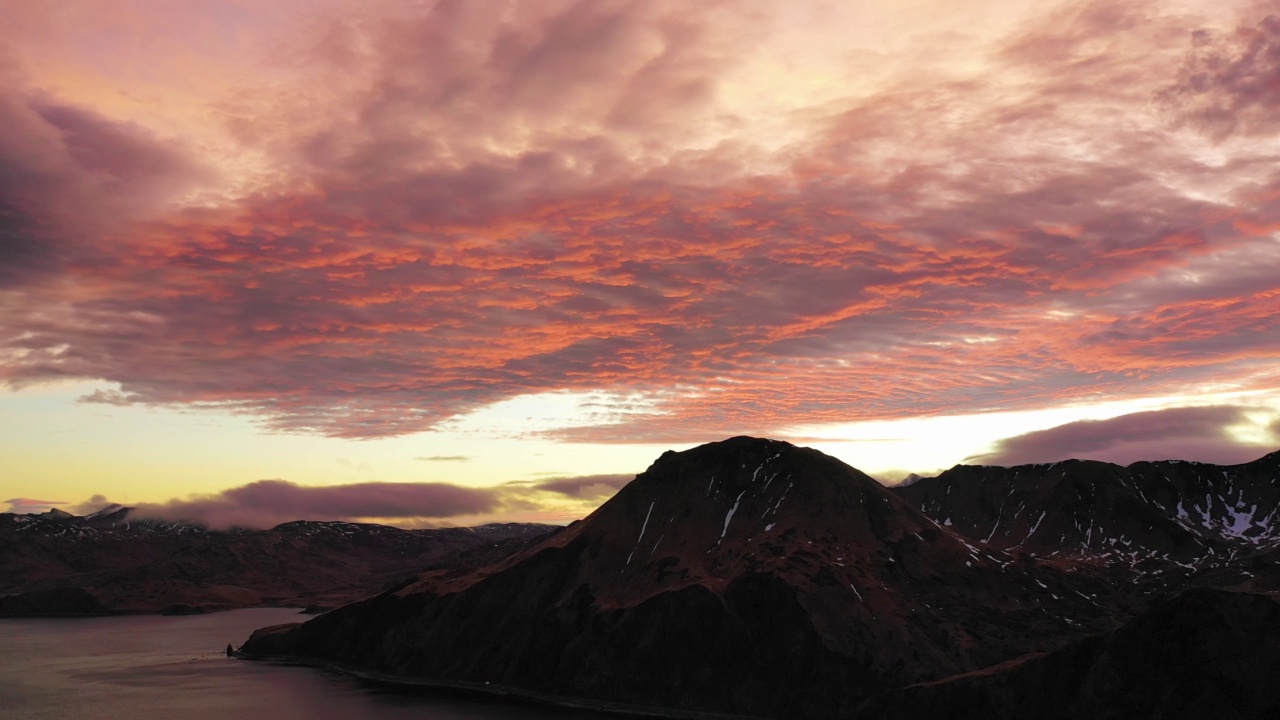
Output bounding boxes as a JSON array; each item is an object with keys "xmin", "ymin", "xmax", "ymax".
[
  {"xmin": 0, "ymin": 73, "xmax": 205, "ymax": 287},
  {"xmin": 1157, "ymin": 3, "xmax": 1280, "ymax": 140},
  {"xmin": 0, "ymin": 1, "xmax": 1278, "ymax": 446},
  {"xmin": 3, "ymin": 498, "xmax": 67, "ymax": 514}
]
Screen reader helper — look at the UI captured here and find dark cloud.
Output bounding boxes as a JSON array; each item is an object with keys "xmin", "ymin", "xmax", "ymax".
[
  {"xmin": 416, "ymin": 455, "xmax": 471, "ymax": 462},
  {"xmin": 0, "ymin": 200, "xmax": 59, "ymax": 287},
  {"xmin": 111, "ymin": 480, "xmax": 501, "ymax": 529},
  {"xmin": 969, "ymin": 406, "xmax": 1279, "ymax": 467},
  {"xmin": 0, "ymin": 83, "xmax": 204, "ymax": 287},
  {"xmin": 528, "ymin": 474, "xmax": 633, "ymax": 499},
  {"xmin": 0, "ymin": 71, "xmax": 213, "ymax": 359}
]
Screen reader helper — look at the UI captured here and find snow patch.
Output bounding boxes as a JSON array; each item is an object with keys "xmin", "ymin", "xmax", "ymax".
[
  {"xmin": 716, "ymin": 490, "xmax": 746, "ymax": 546},
  {"xmin": 626, "ymin": 501, "xmax": 655, "ymax": 566},
  {"xmin": 649, "ymin": 533, "xmax": 664, "ymax": 558}
]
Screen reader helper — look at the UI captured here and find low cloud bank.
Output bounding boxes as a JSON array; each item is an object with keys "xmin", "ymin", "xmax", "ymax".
[
  {"xmin": 64, "ymin": 472, "xmax": 640, "ymax": 529},
  {"xmin": 528, "ymin": 474, "xmax": 633, "ymax": 499},
  {"xmin": 969, "ymin": 405, "xmax": 1280, "ymax": 467},
  {"xmin": 75, "ymin": 480, "xmax": 501, "ymax": 529}
]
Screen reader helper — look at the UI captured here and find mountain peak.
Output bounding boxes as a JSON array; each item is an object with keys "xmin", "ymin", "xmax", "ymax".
[
  {"xmin": 599, "ymin": 436, "xmax": 907, "ymax": 556},
  {"xmin": 406, "ymin": 436, "xmax": 998, "ymax": 610},
  {"xmin": 241, "ymin": 438, "xmax": 1127, "ymax": 718}
]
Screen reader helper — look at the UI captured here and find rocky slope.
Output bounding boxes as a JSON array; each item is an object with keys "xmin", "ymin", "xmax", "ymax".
[
  {"xmin": 893, "ymin": 452, "xmax": 1280, "ymax": 595},
  {"xmin": 239, "ymin": 437, "xmax": 1147, "ymax": 719},
  {"xmin": 0, "ymin": 510, "xmax": 553, "ymax": 615},
  {"xmin": 894, "ymin": 452, "xmax": 1280, "ymax": 558}
]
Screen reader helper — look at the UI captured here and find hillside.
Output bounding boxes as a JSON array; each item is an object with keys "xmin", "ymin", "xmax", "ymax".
[
  {"xmin": 0, "ymin": 509, "xmax": 553, "ymax": 615},
  {"xmin": 240, "ymin": 437, "xmax": 1147, "ymax": 718}
]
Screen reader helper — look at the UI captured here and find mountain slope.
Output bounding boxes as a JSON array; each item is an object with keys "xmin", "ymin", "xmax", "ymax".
[
  {"xmin": 894, "ymin": 452, "xmax": 1280, "ymax": 566},
  {"xmin": 240, "ymin": 437, "xmax": 1131, "ymax": 718},
  {"xmin": 0, "ymin": 511, "xmax": 553, "ymax": 614},
  {"xmin": 852, "ymin": 587, "xmax": 1280, "ymax": 720}
]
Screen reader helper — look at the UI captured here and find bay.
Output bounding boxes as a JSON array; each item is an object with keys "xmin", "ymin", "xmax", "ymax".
[{"xmin": 0, "ymin": 608, "xmax": 614, "ymax": 720}]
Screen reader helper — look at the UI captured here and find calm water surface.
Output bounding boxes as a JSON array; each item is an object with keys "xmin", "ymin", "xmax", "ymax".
[{"xmin": 1, "ymin": 608, "xmax": 614, "ymax": 720}]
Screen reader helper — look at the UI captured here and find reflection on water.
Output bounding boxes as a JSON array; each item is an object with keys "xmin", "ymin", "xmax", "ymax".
[{"xmin": 0, "ymin": 608, "xmax": 614, "ymax": 720}]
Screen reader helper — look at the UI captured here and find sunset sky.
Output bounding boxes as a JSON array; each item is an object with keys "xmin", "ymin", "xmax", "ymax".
[{"xmin": 3, "ymin": 0, "xmax": 1279, "ymax": 528}]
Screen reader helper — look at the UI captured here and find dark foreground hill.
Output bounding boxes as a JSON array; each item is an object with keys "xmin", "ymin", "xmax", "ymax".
[
  {"xmin": 240, "ymin": 437, "xmax": 1173, "ymax": 719},
  {"xmin": 852, "ymin": 587, "xmax": 1280, "ymax": 720},
  {"xmin": 0, "ymin": 510, "xmax": 552, "ymax": 615}
]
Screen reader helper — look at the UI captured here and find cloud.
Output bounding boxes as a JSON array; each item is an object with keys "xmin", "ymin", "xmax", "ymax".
[
  {"xmin": 1156, "ymin": 3, "xmax": 1280, "ymax": 140},
  {"xmin": 108, "ymin": 480, "xmax": 502, "ymax": 529},
  {"xmin": 64, "ymin": 472, "xmax": 641, "ymax": 529},
  {"xmin": 69, "ymin": 494, "xmax": 114, "ymax": 515},
  {"xmin": 3, "ymin": 498, "xmax": 66, "ymax": 514},
  {"xmin": 528, "ymin": 473, "xmax": 633, "ymax": 499},
  {"xmin": 0, "ymin": 75, "xmax": 205, "ymax": 287},
  {"xmin": 1, "ymin": 0, "xmax": 1278, "ymax": 447},
  {"xmin": 416, "ymin": 455, "xmax": 471, "ymax": 462},
  {"xmin": 968, "ymin": 405, "xmax": 1280, "ymax": 467}
]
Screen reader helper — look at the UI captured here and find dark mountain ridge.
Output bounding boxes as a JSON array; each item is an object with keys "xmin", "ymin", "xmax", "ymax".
[
  {"xmin": 0, "ymin": 509, "xmax": 554, "ymax": 615},
  {"xmin": 894, "ymin": 451, "xmax": 1280, "ymax": 572},
  {"xmin": 239, "ymin": 437, "xmax": 1144, "ymax": 719}
]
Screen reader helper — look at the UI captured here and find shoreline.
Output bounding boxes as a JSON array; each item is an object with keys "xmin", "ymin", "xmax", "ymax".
[
  {"xmin": 0, "ymin": 604, "xmax": 311, "ymax": 620},
  {"xmin": 235, "ymin": 651, "xmax": 772, "ymax": 720}
]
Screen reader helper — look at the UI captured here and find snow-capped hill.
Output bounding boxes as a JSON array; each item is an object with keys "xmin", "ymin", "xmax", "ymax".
[
  {"xmin": 894, "ymin": 450, "xmax": 1280, "ymax": 566},
  {"xmin": 1126, "ymin": 453, "xmax": 1280, "ymax": 548}
]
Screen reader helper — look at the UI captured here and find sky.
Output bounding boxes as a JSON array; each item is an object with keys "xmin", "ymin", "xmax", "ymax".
[{"xmin": 2, "ymin": 0, "xmax": 1279, "ymax": 528}]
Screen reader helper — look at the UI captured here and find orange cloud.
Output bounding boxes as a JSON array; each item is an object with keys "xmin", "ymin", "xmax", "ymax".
[{"xmin": 1, "ymin": 0, "xmax": 1279, "ymax": 447}]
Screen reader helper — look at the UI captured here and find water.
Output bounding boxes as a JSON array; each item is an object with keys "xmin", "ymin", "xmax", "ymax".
[{"xmin": 0, "ymin": 608, "xmax": 615, "ymax": 720}]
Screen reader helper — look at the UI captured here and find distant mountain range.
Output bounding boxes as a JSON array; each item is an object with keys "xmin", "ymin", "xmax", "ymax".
[
  {"xmin": 237, "ymin": 437, "xmax": 1280, "ymax": 720},
  {"xmin": 0, "ymin": 507, "xmax": 553, "ymax": 615},
  {"xmin": 894, "ymin": 453, "xmax": 1280, "ymax": 561}
]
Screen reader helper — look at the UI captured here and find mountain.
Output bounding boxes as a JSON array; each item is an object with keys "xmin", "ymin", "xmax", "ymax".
[
  {"xmin": 239, "ymin": 437, "xmax": 1138, "ymax": 719},
  {"xmin": 0, "ymin": 510, "xmax": 553, "ymax": 615},
  {"xmin": 893, "ymin": 452, "xmax": 1280, "ymax": 571},
  {"xmin": 852, "ymin": 587, "xmax": 1280, "ymax": 720}
]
